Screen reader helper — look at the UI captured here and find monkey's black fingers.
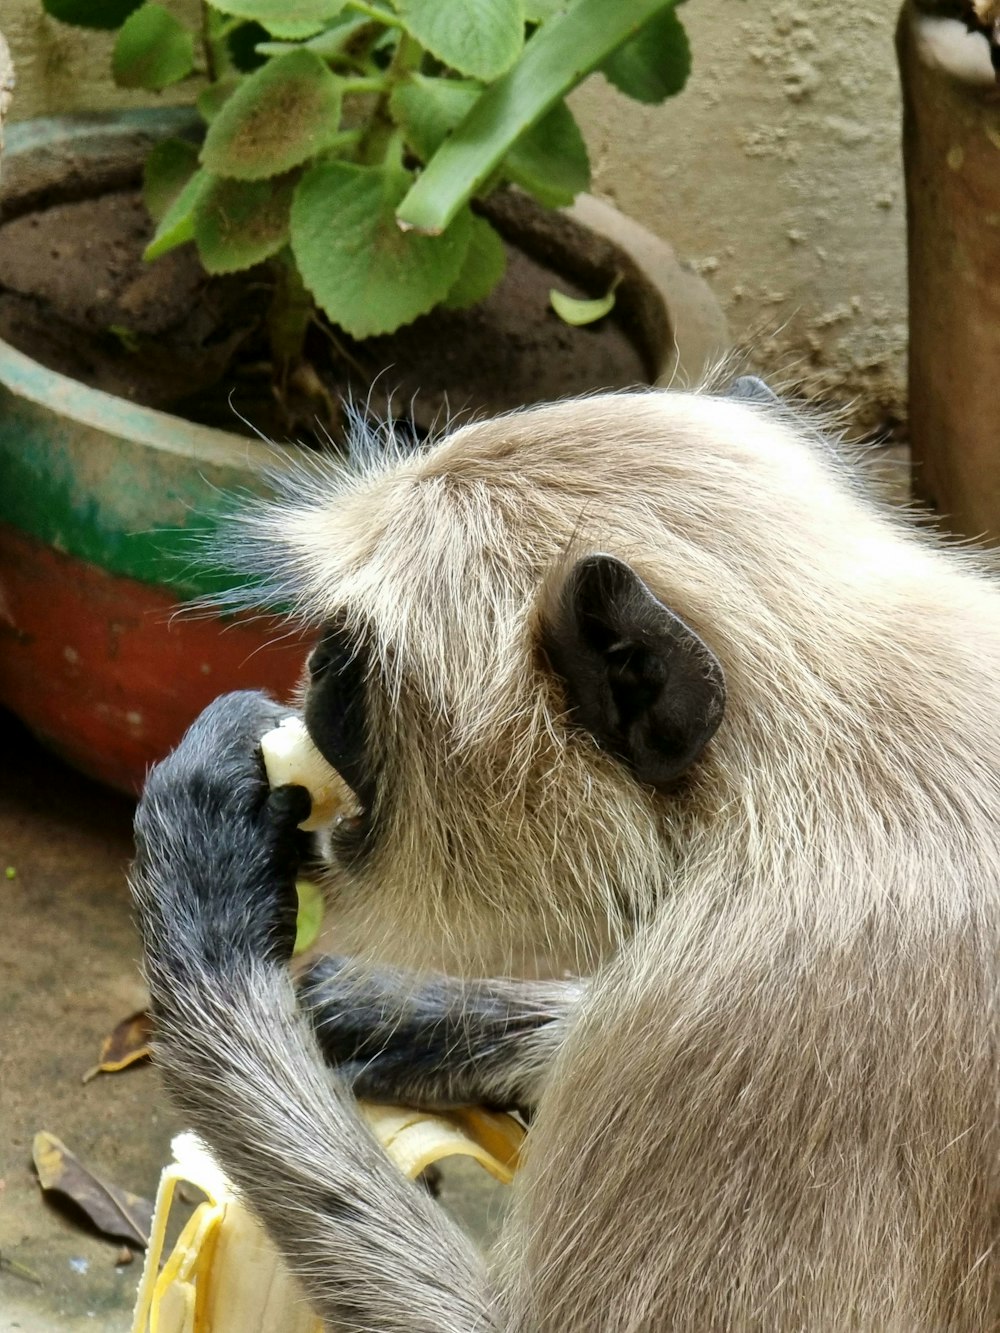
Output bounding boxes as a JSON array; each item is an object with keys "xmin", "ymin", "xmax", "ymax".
[{"xmin": 298, "ymin": 957, "xmax": 582, "ymax": 1112}]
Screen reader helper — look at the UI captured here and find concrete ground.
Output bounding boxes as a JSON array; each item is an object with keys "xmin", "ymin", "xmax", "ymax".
[{"xmin": 0, "ymin": 710, "xmax": 503, "ymax": 1333}]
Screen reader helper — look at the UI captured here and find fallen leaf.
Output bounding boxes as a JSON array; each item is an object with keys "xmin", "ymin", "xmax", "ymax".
[
  {"xmin": 549, "ymin": 274, "xmax": 621, "ymax": 327},
  {"xmin": 32, "ymin": 1132, "xmax": 152, "ymax": 1248},
  {"xmin": 82, "ymin": 1010, "xmax": 154, "ymax": 1083}
]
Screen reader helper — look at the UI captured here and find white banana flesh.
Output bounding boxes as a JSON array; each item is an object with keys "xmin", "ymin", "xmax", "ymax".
[{"xmin": 260, "ymin": 716, "xmax": 355, "ymax": 833}]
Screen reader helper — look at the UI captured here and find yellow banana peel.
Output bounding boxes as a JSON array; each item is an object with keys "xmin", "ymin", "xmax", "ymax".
[{"xmin": 132, "ymin": 1102, "xmax": 524, "ymax": 1333}]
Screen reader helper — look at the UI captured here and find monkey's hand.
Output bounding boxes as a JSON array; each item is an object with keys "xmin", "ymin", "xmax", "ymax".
[
  {"xmin": 132, "ymin": 690, "xmax": 312, "ymax": 990},
  {"xmin": 300, "ymin": 957, "xmax": 581, "ymax": 1114}
]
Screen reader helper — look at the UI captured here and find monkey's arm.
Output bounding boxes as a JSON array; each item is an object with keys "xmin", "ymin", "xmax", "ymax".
[
  {"xmin": 131, "ymin": 692, "xmax": 501, "ymax": 1333},
  {"xmin": 299, "ymin": 958, "xmax": 582, "ymax": 1112}
]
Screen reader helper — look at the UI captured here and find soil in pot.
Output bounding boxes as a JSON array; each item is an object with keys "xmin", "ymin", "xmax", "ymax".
[{"xmin": 0, "ymin": 188, "xmax": 649, "ymax": 445}]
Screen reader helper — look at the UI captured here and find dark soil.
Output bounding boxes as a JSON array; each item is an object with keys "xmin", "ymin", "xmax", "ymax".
[{"xmin": 0, "ymin": 190, "xmax": 648, "ymax": 444}]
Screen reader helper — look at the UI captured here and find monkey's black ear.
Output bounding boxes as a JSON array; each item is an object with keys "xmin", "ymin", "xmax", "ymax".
[
  {"xmin": 542, "ymin": 555, "xmax": 726, "ymax": 790},
  {"xmin": 727, "ymin": 375, "xmax": 781, "ymax": 406}
]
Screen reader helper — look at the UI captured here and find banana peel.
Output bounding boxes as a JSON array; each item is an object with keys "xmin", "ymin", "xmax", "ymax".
[{"xmin": 132, "ymin": 1103, "xmax": 524, "ymax": 1333}]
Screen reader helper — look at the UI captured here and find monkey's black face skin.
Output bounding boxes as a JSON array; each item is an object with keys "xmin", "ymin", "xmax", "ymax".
[
  {"xmin": 303, "ymin": 619, "xmax": 379, "ymax": 865},
  {"xmin": 132, "ymin": 691, "xmax": 312, "ymax": 990}
]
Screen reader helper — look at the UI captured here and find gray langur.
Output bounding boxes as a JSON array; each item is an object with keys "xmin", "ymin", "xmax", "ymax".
[{"xmin": 131, "ymin": 381, "xmax": 1000, "ymax": 1331}]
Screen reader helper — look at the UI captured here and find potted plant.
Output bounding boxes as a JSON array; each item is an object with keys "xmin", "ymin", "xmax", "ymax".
[{"xmin": 0, "ymin": 0, "xmax": 728, "ymax": 793}]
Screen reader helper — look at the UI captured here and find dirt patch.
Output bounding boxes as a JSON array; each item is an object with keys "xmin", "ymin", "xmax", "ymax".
[{"xmin": 0, "ymin": 190, "xmax": 648, "ymax": 443}]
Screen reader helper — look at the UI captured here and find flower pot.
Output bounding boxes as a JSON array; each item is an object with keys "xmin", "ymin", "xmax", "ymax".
[{"xmin": 0, "ymin": 109, "xmax": 729, "ymax": 795}]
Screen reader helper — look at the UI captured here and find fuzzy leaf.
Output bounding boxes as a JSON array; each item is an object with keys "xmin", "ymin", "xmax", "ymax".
[
  {"xmin": 290, "ymin": 161, "xmax": 472, "ymax": 338},
  {"xmin": 504, "ymin": 98, "xmax": 588, "ymax": 207},
  {"xmin": 255, "ymin": 15, "xmax": 371, "ymax": 58},
  {"xmin": 550, "ymin": 283, "xmax": 617, "ymax": 325},
  {"xmin": 601, "ymin": 7, "xmax": 690, "ymax": 104},
  {"xmin": 143, "ymin": 138, "xmax": 199, "ymax": 222},
  {"xmin": 43, "ymin": 0, "xmax": 142, "ymax": 29},
  {"xmin": 525, "ymin": 0, "xmax": 567, "ymax": 19},
  {"xmin": 389, "ymin": 75, "xmax": 480, "ymax": 163},
  {"xmin": 397, "ymin": 0, "xmax": 680, "ymax": 234},
  {"xmin": 194, "ymin": 173, "xmax": 296, "ymax": 273},
  {"xmin": 196, "ymin": 79, "xmax": 239, "ymax": 124},
  {"xmin": 201, "ymin": 49, "xmax": 342, "ymax": 181},
  {"xmin": 397, "ymin": 0, "xmax": 524, "ymax": 80},
  {"xmin": 443, "ymin": 215, "xmax": 506, "ymax": 309},
  {"xmin": 143, "ymin": 168, "xmax": 211, "ymax": 261},
  {"xmin": 208, "ymin": 0, "xmax": 348, "ymax": 40},
  {"xmin": 112, "ymin": 4, "xmax": 195, "ymax": 91}
]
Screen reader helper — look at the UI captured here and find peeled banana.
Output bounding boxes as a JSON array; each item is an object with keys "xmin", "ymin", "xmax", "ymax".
[{"xmin": 132, "ymin": 1106, "xmax": 524, "ymax": 1333}]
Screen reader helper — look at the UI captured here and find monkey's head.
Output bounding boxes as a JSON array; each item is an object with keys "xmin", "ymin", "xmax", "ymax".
[{"xmin": 233, "ymin": 387, "xmax": 892, "ymax": 975}]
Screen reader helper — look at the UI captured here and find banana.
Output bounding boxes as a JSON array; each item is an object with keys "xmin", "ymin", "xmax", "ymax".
[
  {"xmin": 259, "ymin": 717, "xmax": 355, "ymax": 833},
  {"xmin": 132, "ymin": 1105, "xmax": 524, "ymax": 1333}
]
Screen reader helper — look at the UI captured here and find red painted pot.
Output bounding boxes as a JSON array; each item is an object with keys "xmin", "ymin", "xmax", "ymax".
[{"xmin": 0, "ymin": 330, "xmax": 309, "ymax": 794}]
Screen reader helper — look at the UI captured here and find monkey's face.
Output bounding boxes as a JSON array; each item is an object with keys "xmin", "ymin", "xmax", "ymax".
[{"xmin": 297, "ymin": 552, "xmax": 726, "ymax": 978}]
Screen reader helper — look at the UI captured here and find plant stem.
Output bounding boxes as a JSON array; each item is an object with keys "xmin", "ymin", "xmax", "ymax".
[
  {"xmin": 199, "ymin": 3, "xmax": 239, "ymax": 83},
  {"xmin": 267, "ymin": 249, "xmax": 314, "ymax": 379},
  {"xmin": 356, "ymin": 30, "xmax": 423, "ymax": 165},
  {"xmin": 344, "ymin": 0, "xmax": 403, "ymax": 27},
  {"xmin": 199, "ymin": 1, "xmax": 217, "ymax": 82},
  {"xmin": 340, "ymin": 75, "xmax": 391, "ymax": 94}
]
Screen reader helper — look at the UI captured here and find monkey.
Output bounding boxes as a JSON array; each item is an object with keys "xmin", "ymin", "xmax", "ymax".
[{"xmin": 130, "ymin": 380, "xmax": 1000, "ymax": 1332}]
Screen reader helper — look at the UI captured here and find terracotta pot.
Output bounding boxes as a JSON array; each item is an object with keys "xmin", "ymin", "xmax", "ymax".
[
  {"xmin": 0, "ymin": 109, "xmax": 729, "ymax": 795},
  {"xmin": 898, "ymin": 3, "xmax": 1000, "ymax": 543}
]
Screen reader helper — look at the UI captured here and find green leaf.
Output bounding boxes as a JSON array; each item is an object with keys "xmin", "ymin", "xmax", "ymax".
[
  {"xmin": 143, "ymin": 138, "xmax": 199, "ymax": 223},
  {"xmin": 443, "ymin": 215, "xmax": 506, "ymax": 309},
  {"xmin": 396, "ymin": 0, "xmax": 680, "ymax": 234},
  {"xmin": 43, "ymin": 0, "xmax": 142, "ymax": 29},
  {"xmin": 397, "ymin": 0, "xmax": 524, "ymax": 80},
  {"xmin": 549, "ymin": 282, "xmax": 617, "ymax": 326},
  {"xmin": 201, "ymin": 49, "xmax": 343, "ymax": 181},
  {"xmin": 525, "ymin": 0, "xmax": 567, "ymax": 20},
  {"xmin": 293, "ymin": 880, "xmax": 324, "ymax": 955},
  {"xmin": 255, "ymin": 15, "xmax": 371, "ymax": 58},
  {"xmin": 601, "ymin": 7, "xmax": 690, "ymax": 104},
  {"xmin": 143, "ymin": 169, "xmax": 211, "ymax": 261},
  {"xmin": 112, "ymin": 4, "xmax": 195, "ymax": 91},
  {"xmin": 196, "ymin": 79, "xmax": 239, "ymax": 124},
  {"xmin": 504, "ymin": 99, "xmax": 588, "ymax": 208},
  {"xmin": 389, "ymin": 75, "xmax": 480, "ymax": 163},
  {"xmin": 194, "ymin": 173, "xmax": 297, "ymax": 273},
  {"xmin": 290, "ymin": 161, "xmax": 472, "ymax": 338},
  {"xmin": 208, "ymin": 0, "xmax": 348, "ymax": 41}
]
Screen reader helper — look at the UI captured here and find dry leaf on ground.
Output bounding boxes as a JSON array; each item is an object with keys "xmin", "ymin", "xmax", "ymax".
[
  {"xmin": 82, "ymin": 1010, "xmax": 154, "ymax": 1083},
  {"xmin": 32, "ymin": 1131, "xmax": 153, "ymax": 1248}
]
